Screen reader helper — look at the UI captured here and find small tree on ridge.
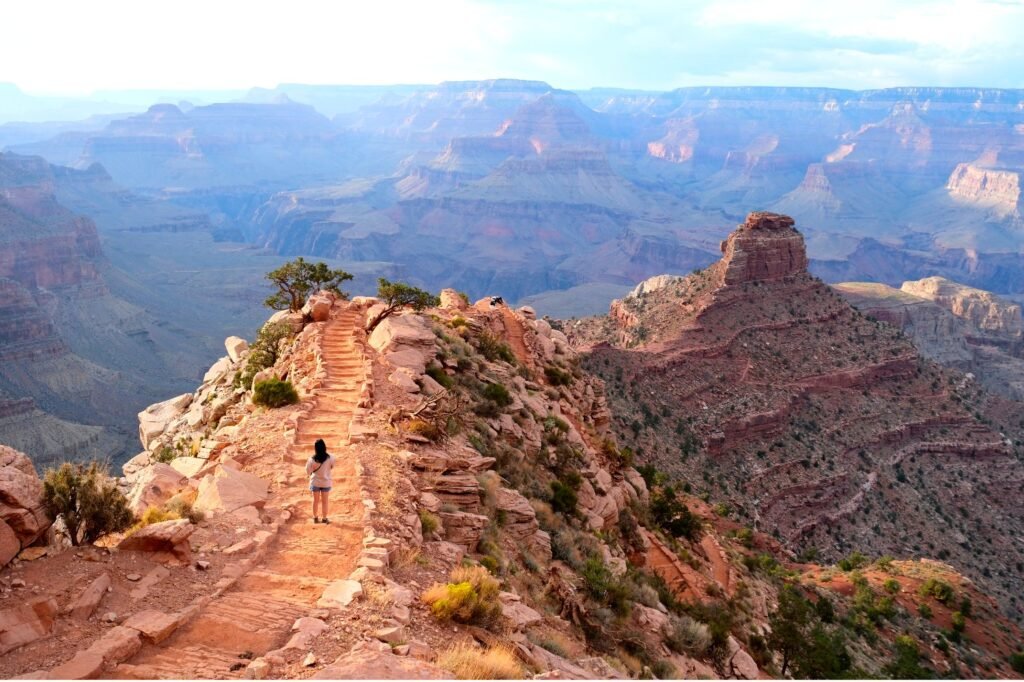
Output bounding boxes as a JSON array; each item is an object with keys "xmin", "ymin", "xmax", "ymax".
[
  {"xmin": 265, "ymin": 257, "xmax": 353, "ymax": 312},
  {"xmin": 366, "ymin": 278, "xmax": 439, "ymax": 332}
]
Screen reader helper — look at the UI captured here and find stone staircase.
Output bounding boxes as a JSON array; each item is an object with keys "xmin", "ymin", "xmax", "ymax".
[{"xmin": 113, "ymin": 308, "xmax": 366, "ymax": 679}]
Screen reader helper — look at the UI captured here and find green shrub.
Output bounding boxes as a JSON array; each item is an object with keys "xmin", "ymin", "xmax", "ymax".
[
  {"xmin": 918, "ymin": 602, "xmax": 933, "ymax": 619},
  {"xmin": 425, "ymin": 365, "xmax": 454, "ymax": 389},
  {"xmin": 449, "ymin": 316, "xmax": 469, "ymax": 328},
  {"xmin": 235, "ymin": 321, "xmax": 293, "ymax": 389},
  {"xmin": 951, "ymin": 611, "xmax": 966, "ymax": 633},
  {"xmin": 666, "ymin": 614, "xmax": 712, "ymax": 656},
  {"xmin": 482, "ymin": 383, "xmax": 512, "ymax": 407},
  {"xmin": 477, "ymin": 333, "xmax": 516, "ymax": 364},
  {"xmin": 42, "ymin": 461, "xmax": 134, "ymax": 546},
  {"xmin": 419, "ymin": 510, "xmax": 440, "ymax": 536},
  {"xmin": 165, "ymin": 495, "xmax": 204, "ymax": 524},
  {"xmin": 550, "ymin": 480, "xmax": 578, "ymax": 516},
  {"xmin": 252, "ymin": 378, "xmax": 299, "ymax": 407},
  {"xmin": 1010, "ymin": 651, "xmax": 1024, "ymax": 674},
  {"xmin": 152, "ymin": 446, "xmax": 178, "ymax": 464},
  {"xmin": 883, "ymin": 578, "xmax": 901, "ymax": 594},
  {"xmin": 651, "ymin": 660, "xmax": 677, "ymax": 680},
  {"xmin": 918, "ymin": 578, "xmax": 955, "ymax": 604},
  {"xmin": 422, "ymin": 565, "xmax": 502, "ymax": 627},
  {"xmin": 650, "ymin": 485, "xmax": 701, "ymax": 540},
  {"xmin": 838, "ymin": 550, "xmax": 869, "ymax": 571},
  {"xmin": 544, "ymin": 365, "xmax": 573, "ymax": 386}
]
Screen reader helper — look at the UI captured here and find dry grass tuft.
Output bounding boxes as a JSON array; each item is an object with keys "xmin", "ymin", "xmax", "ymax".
[
  {"xmin": 422, "ymin": 565, "xmax": 502, "ymax": 625},
  {"xmin": 438, "ymin": 641, "xmax": 525, "ymax": 680}
]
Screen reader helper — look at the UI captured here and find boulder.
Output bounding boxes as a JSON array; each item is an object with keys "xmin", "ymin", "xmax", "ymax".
[
  {"xmin": 85, "ymin": 626, "xmax": 142, "ymax": 665},
  {"xmin": 0, "ymin": 445, "xmax": 51, "ymax": 560},
  {"xmin": 499, "ymin": 592, "xmax": 543, "ymax": 629},
  {"xmin": 0, "ymin": 597, "xmax": 58, "ymax": 655},
  {"xmin": 193, "ymin": 465, "xmax": 269, "ymax": 513},
  {"xmin": 313, "ymin": 644, "xmax": 447, "ymax": 679},
  {"xmin": 118, "ymin": 519, "xmax": 194, "ymax": 564},
  {"xmin": 368, "ymin": 314, "xmax": 436, "ymax": 355},
  {"xmin": 439, "ymin": 289, "xmax": 468, "ymax": 311},
  {"xmin": 122, "ymin": 609, "xmax": 179, "ymax": 644},
  {"xmin": 202, "ymin": 357, "xmax": 233, "ymax": 385},
  {"xmin": 0, "ymin": 518, "xmax": 19, "ymax": 566},
  {"xmin": 439, "ymin": 511, "xmax": 488, "ymax": 551},
  {"xmin": 126, "ymin": 463, "xmax": 189, "ymax": 515},
  {"xmin": 433, "ymin": 474, "xmax": 482, "ymax": 513},
  {"xmin": 66, "ymin": 572, "xmax": 111, "ymax": 621},
  {"xmin": 168, "ymin": 456, "xmax": 207, "ymax": 479},
  {"xmin": 727, "ymin": 636, "xmax": 760, "ymax": 679},
  {"xmin": 225, "ymin": 336, "xmax": 249, "ymax": 363},
  {"xmin": 388, "ymin": 369, "xmax": 420, "ymax": 394},
  {"xmin": 47, "ymin": 651, "xmax": 105, "ymax": 680},
  {"xmin": 121, "ymin": 452, "xmax": 152, "ymax": 479},
  {"xmin": 137, "ymin": 394, "xmax": 192, "ymax": 450},
  {"xmin": 303, "ymin": 292, "xmax": 334, "ymax": 322},
  {"xmin": 317, "ymin": 580, "xmax": 363, "ymax": 609},
  {"xmin": 268, "ymin": 309, "xmax": 306, "ymax": 333}
]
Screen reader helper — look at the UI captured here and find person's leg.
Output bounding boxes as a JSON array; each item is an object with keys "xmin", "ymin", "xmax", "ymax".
[
  {"xmin": 311, "ymin": 490, "xmax": 320, "ymax": 521},
  {"xmin": 321, "ymin": 490, "xmax": 330, "ymax": 521}
]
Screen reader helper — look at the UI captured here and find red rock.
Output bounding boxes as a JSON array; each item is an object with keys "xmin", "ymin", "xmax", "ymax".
[
  {"xmin": 46, "ymin": 651, "xmax": 105, "ymax": 680},
  {"xmin": 0, "ymin": 445, "xmax": 51, "ymax": 553},
  {"xmin": 122, "ymin": 609, "xmax": 179, "ymax": 644},
  {"xmin": 118, "ymin": 519, "xmax": 194, "ymax": 564},
  {"xmin": 65, "ymin": 572, "xmax": 111, "ymax": 621},
  {"xmin": 84, "ymin": 626, "xmax": 142, "ymax": 664},
  {"xmin": 0, "ymin": 517, "xmax": 19, "ymax": 566},
  {"xmin": 0, "ymin": 597, "xmax": 59, "ymax": 655},
  {"xmin": 126, "ymin": 463, "xmax": 189, "ymax": 515},
  {"xmin": 193, "ymin": 464, "xmax": 269, "ymax": 513},
  {"xmin": 719, "ymin": 212, "xmax": 807, "ymax": 285},
  {"xmin": 313, "ymin": 645, "xmax": 447, "ymax": 679}
]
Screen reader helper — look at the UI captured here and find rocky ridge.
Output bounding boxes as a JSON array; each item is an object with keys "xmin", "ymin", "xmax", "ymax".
[
  {"xmin": 2, "ymin": 281, "xmax": 1023, "ymax": 678},
  {"xmin": 572, "ymin": 212, "xmax": 1024, "ymax": 627}
]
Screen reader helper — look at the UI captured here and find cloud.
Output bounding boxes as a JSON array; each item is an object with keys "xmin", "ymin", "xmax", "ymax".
[{"xmin": 1, "ymin": 0, "xmax": 1023, "ymax": 93}]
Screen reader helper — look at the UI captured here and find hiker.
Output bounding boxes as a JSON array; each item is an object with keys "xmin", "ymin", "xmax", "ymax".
[
  {"xmin": 306, "ymin": 438, "xmax": 334, "ymax": 523},
  {"xmin": 489, "ymin": 295, "xmax": 504, "ymax": 307}
]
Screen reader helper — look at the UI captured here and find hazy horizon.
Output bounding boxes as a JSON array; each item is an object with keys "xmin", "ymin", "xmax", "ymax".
[{"xmin": 3, "ymin": 0, "xmax": 1023, "ymax": 96}]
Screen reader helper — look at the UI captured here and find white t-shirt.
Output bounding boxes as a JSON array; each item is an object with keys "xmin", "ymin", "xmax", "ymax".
[{"xmin": 306, "ymin": 455, "xmax": 334, "ymax": 488}]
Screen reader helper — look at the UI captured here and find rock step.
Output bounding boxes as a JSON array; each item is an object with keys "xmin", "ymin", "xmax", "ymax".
[
  {"xmin": 198, "ymin": 591, "xmax": 308, "ymax": 632},
  {"xmin": 117, "ymin": 644, "xmax": 248, "ymax": 679}
]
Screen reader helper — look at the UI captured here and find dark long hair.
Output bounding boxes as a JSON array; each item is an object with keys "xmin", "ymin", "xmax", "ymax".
[{"xmin": 313, "ymin": 439, "xmax": 329, "ymax": 464}]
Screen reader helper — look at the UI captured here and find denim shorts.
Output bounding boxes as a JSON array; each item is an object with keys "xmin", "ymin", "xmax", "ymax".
[{"xmin": 310, "ymin": 486, "xmax": 332, "ymax": 492}]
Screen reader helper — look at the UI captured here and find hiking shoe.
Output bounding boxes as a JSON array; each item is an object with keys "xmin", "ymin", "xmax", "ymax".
[
  {"xmin": 313, "ymin": 517, "xmax": 320, "ymax": 523},
  {"xmin": 322, "ymin": 517, "xmax": 331, "ymax": 524}
]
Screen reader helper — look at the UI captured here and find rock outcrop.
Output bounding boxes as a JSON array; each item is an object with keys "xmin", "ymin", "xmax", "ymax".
[
  {"xmin": 901, "ymin": 276, "xmax": 1023, "ymax": 340},
  {"xmin": 718, "ymin": 211, "xmax": 809, "ymax": 286},
  {"xmin": 0, "ymin": 445, "xmax": 50, "ymax": 566},
  {"xmin": 575, "ymin": 211, "xmax": 1024, "ymax": 622}
]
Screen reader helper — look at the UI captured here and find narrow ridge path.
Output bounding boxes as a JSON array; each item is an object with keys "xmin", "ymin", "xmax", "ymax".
[{"xmin": 115, "ymin": 309, "xmax": 365, "ymax": 679}]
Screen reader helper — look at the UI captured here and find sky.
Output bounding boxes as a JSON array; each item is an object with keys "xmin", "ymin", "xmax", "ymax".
[{"xmin": 3, "ymin": 0, "xmax": 1024, "ymax": 94}]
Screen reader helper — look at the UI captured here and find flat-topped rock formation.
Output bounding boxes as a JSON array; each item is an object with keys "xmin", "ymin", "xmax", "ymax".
[{"xmin": 718, "ymin": 211, "xmax": 809, "ymax": 285}]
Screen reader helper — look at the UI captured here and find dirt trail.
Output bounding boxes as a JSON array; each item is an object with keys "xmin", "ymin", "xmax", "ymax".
[
  {"xmin": 501, "ymin": 306, "xmax": 534, "ymax": 369},
  {"xmin": 115, "ymin": 309, "xmax": 365, "ymax": 679}
]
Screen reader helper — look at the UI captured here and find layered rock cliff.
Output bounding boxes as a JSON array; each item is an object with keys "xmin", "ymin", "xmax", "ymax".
[{"xmin": 573, "ymin": 212, "xmax": 1024, "ymax": 626}]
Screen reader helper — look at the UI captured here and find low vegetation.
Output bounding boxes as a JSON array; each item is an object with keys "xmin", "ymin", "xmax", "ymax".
[
  {"xmin": 252, "ymin": 377, "xmax": 299, "ymax": 407},
  {"xmin": 437, "ymin": 641, "xmax": 524, "ymax": 680},
  {"xmin": 422, "ymin": 565, "xmax": 502, "ymax": 627},
  {"xmin": 41, "ymin": 461, "xmax": 134, "ymax": 546},
  {"xmin": 234, "ymin": 320, "xmax": 293, "ymax": 390}
]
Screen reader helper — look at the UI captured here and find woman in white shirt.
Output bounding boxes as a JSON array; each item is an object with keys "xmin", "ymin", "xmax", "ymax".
[{"xmin": 305, "ymin": 439, "xmax": 335, "ymax": 523}]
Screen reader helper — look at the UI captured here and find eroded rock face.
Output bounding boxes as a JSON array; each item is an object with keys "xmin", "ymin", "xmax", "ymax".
[
  {"xmin": 193, "ymin": 464, "xmax": 269, "ymax": 513},
  {"xmin": 901, "ymin": 276, "xmax": 1023, "ymax": 339},
  {"xmin": 719, "ymin": 211, "xmax": 808, "ymax": 285},
  {"xmin": 0, "ymin": 445, "xmax": 51, "ymax": 566},
  {"xmin": 0, "ymin": 597, "xmax": 58, "ymax": 655},
  {"xmin": 946, "ymin": 163, "xmax": 1022, "ymax": 217}
]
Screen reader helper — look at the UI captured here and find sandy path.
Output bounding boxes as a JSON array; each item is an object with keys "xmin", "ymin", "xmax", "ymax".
[{"xmin": 115, "ymin": 309, "xmax": 364, "ymax": 679}]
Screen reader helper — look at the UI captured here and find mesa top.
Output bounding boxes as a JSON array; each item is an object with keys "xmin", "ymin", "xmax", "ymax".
[{"xmin": 306, "ymin": 455, "xmax": 335, "ymax": 488}]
